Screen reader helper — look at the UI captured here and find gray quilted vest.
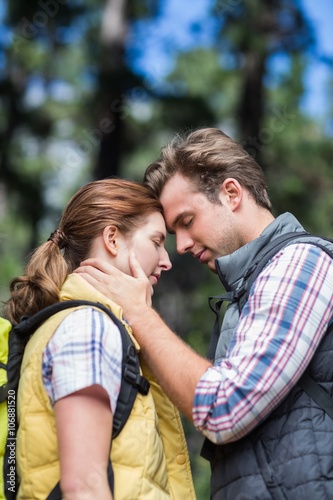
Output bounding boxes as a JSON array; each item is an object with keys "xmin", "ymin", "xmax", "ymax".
[{"xmin": 205, "ymin": 213, "xmax": 333, "ymax": 499}]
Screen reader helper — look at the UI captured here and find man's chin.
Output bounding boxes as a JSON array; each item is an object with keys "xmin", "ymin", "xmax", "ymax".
[{"xmin": 207, "ymin": 260, "xmax": 218, "ymax": 273}]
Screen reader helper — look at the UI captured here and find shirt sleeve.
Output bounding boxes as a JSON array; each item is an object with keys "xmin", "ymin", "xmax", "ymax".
[
  {"xmin": 193, "ymin": 243, "xmax": 333, "ymax": 444},
  {"xmin": 42, "ymin": 307, "xmax": 123, "ymax": 415}
]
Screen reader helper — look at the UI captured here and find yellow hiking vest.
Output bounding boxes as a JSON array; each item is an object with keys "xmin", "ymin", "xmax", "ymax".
[{"xmin": 16, "ymin": 274, "xmax": 196, "ymax": 499}]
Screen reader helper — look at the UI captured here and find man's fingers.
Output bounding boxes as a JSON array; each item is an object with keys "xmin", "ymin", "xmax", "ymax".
[
  {"xmin": 76, "ymin": 256, "xmax": 147, "ymax": 284},
  {"xmin": 74, "ymin": 271, "xmax": 98, "ymax": 288},
  {"xmin": 73, "ymin": 255, "xmax": 153, "ymax": 315},
  {"xmin": 129, "ymin": 252, "xmax": 146, "ymax": 280},
  {"xmin": 128, "ymin": 253, "xmax": 152, "ymax": 306},
  {"xmin": 76, "ymin": 258, "xmax": 118, "ymax": 276}
]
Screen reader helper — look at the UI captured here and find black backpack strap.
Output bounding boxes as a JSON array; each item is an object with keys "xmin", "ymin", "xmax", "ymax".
[
  {"xmin": 200, "ymin": 436, "xmax": 218, "ymax": 462},
  {"xmin": 46, "ymin": 481, "xmax": 62, "ymax": 500},
  {"xmin": 207, "ymin": 292, "xmax": 235, "ymax": 361},
  {"xmin": 298, "ymin": 369, "xmax": 333, "ymax": 422},
  {"xmin": 111, "ymin": 321, "xmax": 149, "ymax": 438}
]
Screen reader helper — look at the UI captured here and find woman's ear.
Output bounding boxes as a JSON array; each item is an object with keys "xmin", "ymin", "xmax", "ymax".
[
  {"xmin": 220, "ymin": 178, "xmax": 242, "ymax": 211},
  {"xmin": 102, "ymin": 225, "xmax": 119, "ymax": 256}
]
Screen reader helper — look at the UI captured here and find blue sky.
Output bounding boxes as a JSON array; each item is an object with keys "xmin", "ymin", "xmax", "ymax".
[
  {"xmin": 301, "ymin": 0, "xmax": 333, "ymax": 116},
  {"xmin": 1, "ymin": 0, "xmax": 332, "ymax": 119},
  {"xmin": 129, "ymin": 0, "xmax": 333, "ymax": 120}
]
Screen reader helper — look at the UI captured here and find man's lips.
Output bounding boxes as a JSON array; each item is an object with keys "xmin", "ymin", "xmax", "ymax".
[{"xmin": 194, "ymin": 249, "xmax": 207, "ymax": 263}]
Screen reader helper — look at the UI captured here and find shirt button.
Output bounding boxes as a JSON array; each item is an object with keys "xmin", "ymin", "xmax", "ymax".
[{"xmin": 176, "ymin": 454, "xmax": 186, "ymax": 465}]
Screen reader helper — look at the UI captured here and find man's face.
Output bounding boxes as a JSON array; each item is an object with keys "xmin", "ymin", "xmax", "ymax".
[{"xmin": 160, "ymin": 173, "xmax": 243, "ymax": 272}]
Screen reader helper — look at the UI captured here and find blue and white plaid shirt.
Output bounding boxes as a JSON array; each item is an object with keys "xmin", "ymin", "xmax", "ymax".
[{"xmin": 42, "ymin": 307, "xmax": 123, "ymax": 414}]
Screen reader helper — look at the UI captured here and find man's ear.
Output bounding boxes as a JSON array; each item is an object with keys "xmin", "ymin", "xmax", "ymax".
[
  {"xmin": 102, "ymin": 225, "xmax": 119, "ymax": 256},
  {"xmin": 220, "ymin": 178, "xmax": 242, "ymax": 211}
]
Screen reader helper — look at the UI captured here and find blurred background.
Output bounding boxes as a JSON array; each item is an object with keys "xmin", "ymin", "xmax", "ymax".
[{"xmin": 1, "ymin": 0, "xmax": 332, "ymax": 496}]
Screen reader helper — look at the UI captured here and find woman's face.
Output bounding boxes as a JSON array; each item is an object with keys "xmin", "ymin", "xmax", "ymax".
[{"xmin": 116, "ymin": 212, "xmax": 172, "ymax": 289}]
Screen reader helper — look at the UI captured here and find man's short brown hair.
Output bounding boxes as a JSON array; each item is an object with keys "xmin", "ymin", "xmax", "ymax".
[{"xmin": 144, "ymin": 127, "xmax": 272, "ymax": 211}]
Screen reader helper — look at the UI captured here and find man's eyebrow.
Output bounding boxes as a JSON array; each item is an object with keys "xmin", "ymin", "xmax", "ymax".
[{"xmin": 167, "ymin": 212, "xmax": 191, "ymax": 234}]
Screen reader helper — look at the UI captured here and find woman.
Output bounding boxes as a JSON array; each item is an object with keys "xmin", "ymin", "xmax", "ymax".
[{"xmin": 4, "ymin": 179, "xmax": 196, "ymax": 500}]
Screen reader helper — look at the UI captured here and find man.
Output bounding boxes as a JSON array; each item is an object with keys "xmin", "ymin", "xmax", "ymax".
[{"xmin": 75, "ymin": 128, "xmax": 333, "ymax": 499}]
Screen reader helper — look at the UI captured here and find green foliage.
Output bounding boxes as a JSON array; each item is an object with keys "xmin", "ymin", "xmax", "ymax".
[{"xmin": 0, "ymin": 211, "xmax": 29, "ymax": 306}]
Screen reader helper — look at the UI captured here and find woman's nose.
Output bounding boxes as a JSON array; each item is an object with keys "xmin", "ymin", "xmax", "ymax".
[{"xmin": 160, "ymin": 248, "xmax": 172, "ymax": 271}]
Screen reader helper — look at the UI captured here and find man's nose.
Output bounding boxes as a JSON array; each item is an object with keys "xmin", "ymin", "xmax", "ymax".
[{"xmin": 176, "ymin": 233, "xmax": 194, "ymax": 255}]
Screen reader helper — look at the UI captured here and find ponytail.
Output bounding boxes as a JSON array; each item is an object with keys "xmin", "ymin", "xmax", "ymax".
[{"xmin": 4, "ymin": 240, "xmax": 69, "ymax": 324}]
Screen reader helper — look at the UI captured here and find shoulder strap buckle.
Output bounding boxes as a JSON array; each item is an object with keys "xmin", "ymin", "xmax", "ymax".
[{"xmin": 123, "ymin": 366, "xmax": 150, "ymax": 395}]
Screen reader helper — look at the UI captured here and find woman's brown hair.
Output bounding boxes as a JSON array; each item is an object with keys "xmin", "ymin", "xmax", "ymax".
[{"xmin": 5, "ymin": 179, "xmax": 162, "ymax": 324}]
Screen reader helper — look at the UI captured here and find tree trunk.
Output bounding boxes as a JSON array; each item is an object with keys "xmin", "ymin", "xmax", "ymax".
[{"xmin": 93, "ymin": 0, "xmax": 128, "ymax": 179}]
